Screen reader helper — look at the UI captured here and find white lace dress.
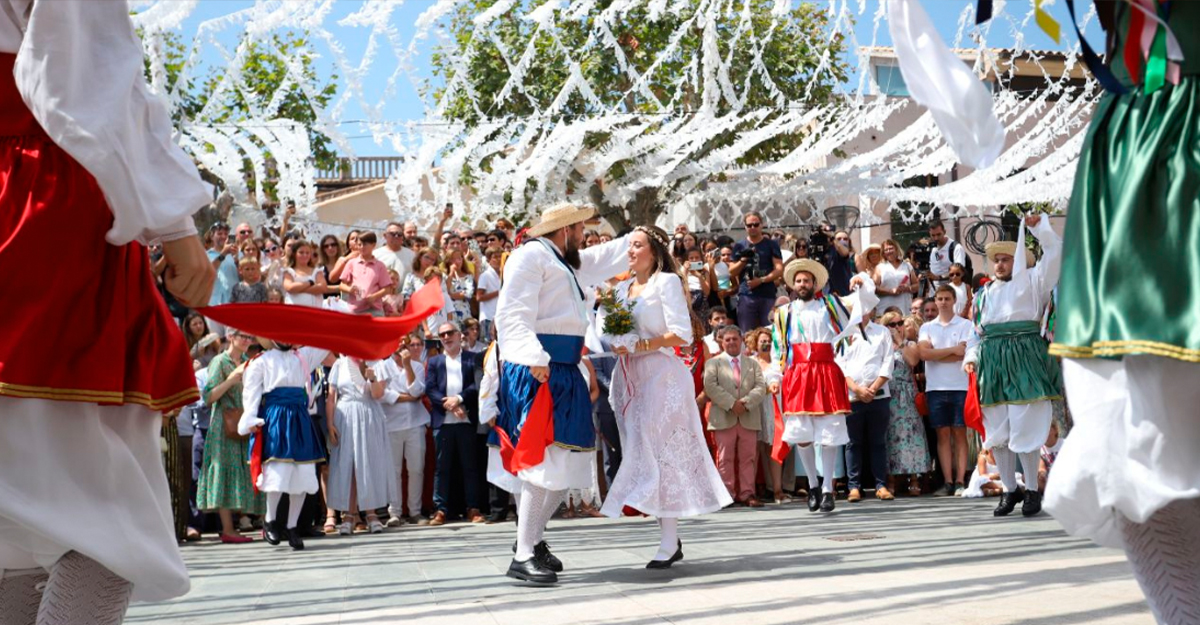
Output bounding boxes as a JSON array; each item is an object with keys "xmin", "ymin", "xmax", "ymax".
[{"xmin": 600, "ymin": 272, "xmax": 733, "ymax": 518}]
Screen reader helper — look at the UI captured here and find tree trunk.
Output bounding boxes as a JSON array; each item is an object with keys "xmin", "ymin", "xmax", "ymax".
[{"xmin": 587, "ymin": 181, "xmax": 663, "ymax": 232}]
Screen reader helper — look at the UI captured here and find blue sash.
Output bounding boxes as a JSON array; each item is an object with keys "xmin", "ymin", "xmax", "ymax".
[
  {"xmin": 491, "ymin": 333, "xmax": 592, "ymax": 451},
  {"xmin": 254, "ymin": 386, "xmax": 326, "ymax": 464}
]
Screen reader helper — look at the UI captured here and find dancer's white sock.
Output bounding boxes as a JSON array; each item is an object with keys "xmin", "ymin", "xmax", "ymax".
[
  {"xmin": 515, "ymin": 483, "xmax": 547, "ymax": 562},
  {"xmin": 266, "ymin": 491, "xmax": 283, "ymax": 523},
  {"xmin": 820, "ymin": 446, "xmax": 839, "ymax": 494},
  {"xmin": 993, "ymin": 447, "xmax": 1018, "ymax": 491},
  {"xmin": 36, "ymin": 552, "xmax": 131, "ymax": 625},
  {"xmin": 1119, "ymin": 499, "xmax": 1200, "ymax": 625},
  {"xmin": 513, "ymin": 488, "xmax": 523, "ymax": 511},
  {"xmin": 1018, "ymin": 451, "xmax": 1041, "ymax": 491},
  {"xmin": 797, "ymin": 445, "xmax": 820, "ymax": 491},
  {"xmin": 654, "ymin": 517, "xmax": 679, "ymax": 561},
  {"xmin": 538, "ymin": 488, "xmax": 566, "ymax": 542},
  {"xmin": 286, "ymin": 493, "xmax": 305, "ymax": 529}
]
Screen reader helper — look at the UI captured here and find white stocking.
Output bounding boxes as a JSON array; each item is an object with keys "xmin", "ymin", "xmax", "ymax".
[
  {"xmin": 820, "ymin": 446, "xmax": 839, "ymax": 493},
  {"xmin": 1118, "ymin": 499, "xmax": 1200, "ymax": 625},
  {"xmin": 0, "ymin": 569, "xmax": 45, "ymax": 625},
  {"xmin": 286, "ymin": 493, "xmax": 305, "ymax": 529},
  {"xmin": 36, "ymin": 552, "xmax": 131, "ymax": 625},
  {"xmin": 515, "ymin": 483, "xmax": 548, "ymax": 562},
  {"xmin": 1018, "ymin": 451, "xmax": 1041, "ymax": 491},
  {"xmin": 266, "ymin": 491, "xmax": 283, "ymax": 523},
  {"xmin": 993, "ymin": 446, "xmax": 1019, "ymax": 492},
  {"xmin": 654, "ymin": 518, "xmax": 679, "ymax": 561},
  {"xmin": 797, "ymin": 445, "xmax": 820, "ymax": 491}
]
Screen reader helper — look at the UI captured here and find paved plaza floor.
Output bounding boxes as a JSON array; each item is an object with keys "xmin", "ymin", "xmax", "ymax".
[{"xmin": 128, "ymin": 496, "xmax": 1151, "ymax": 625}]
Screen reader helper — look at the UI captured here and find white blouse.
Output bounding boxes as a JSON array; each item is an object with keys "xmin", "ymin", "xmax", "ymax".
[
  {"xmin": 876, "ymin": 260, "xmax": 915, "ymax": 314},
  {"xmin": 1, "ymin": 1, "xmax": 210, "ymax": 245},
  {"xmin": 238, "ymin": 347, "xmax": 330, "ymax": 435},
  {"xmin": 496, "ymin": 236, "xmax": 630, "ymax": 367},
  {"xmin": 618, "ymin": 271, "xmax": 694, "ymax": 347},
  {"xmin": 283, "ymin": 267, "xmax": 322, "ymax": 308}
]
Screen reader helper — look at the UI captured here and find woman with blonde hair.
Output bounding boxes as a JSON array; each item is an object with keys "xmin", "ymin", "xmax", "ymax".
[
  {"xmin": 874, "ymin": 239, "xmax": 919, "ymax": 315},
  {"xmin": 880, "ymin": 310, "xmax": 931, "ymax": 496},
  {"xmin": 282, "ymin": 240, "xmax": 326, "ymax": 308}
]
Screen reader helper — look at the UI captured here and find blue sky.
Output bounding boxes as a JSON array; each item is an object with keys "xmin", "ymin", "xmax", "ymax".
[{"xmin": 175, "ymin": 0, "xmax": 1103, "ymax": 156}]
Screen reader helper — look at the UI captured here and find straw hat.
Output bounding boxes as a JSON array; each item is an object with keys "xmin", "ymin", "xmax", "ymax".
[
  {"xmin": 526, "ymin": 203, "xmax": 596, "ymax": 238},
  {"xmin": 863, "ymin": 243, "xmax": 883, "ymax": 263},
  {"xmin": 784, "ymin": 259, "xmax": 829, "ymax": 292},
  {"xmin": 985, "ymin": 241, "xmax": 1035, "ymax": 267}
]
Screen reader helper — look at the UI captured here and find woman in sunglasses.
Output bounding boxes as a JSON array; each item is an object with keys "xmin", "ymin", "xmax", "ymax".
[
  {"xmin": 946, "ymin": 262, "xmax": 972, "ymax": 319},
  {"xmin": 880, "ymin": 311, "xmax": 931, "ymax": 497},
  {"xmin": 317, "ymin": 235, "xmax": 345, "ymax": 299}
]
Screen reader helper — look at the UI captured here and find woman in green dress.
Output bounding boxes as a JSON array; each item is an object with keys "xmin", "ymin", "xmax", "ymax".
[
  {"xmin": 882, "ymin": 312, "xmax": 930, "ymax": 496},
  {"xmin": 1045, "ymin": 2, "xmax": 1200, "ymax": 622},
  {"xmin": 196, "ymin": 330, "xmax": 264, "ymax": 543}
]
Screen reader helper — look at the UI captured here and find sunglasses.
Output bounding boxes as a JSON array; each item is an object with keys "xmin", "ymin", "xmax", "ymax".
[
  {"xmin": 385, "ymin": 231, "xmax": 403, "ymax": 238},
  {"xmin": 438, "ymin": 331, "xmax": 459, "ymax": 338},
  {"xmin": 238, "ymin": 229, "xmax": 251, "ymax": 235},
  {"xmin": 949, "ymin": 272, "xmax": 963, "ymax": 278},
  {"xmin": 745, "ymin": 222, "xmax": 762, "ymax": 228},
  {"xmin": 265, "ymin": 246, "xmax": 278, "ymax": 253},
  {"xmin": 886, "ymin": 322, "xmax": 904, "ymax": 328}
]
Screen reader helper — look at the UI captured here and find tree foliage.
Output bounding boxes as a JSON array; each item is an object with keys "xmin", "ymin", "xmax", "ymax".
[{"xmin": 428, "ymin": 0, "xmax": 849, "ymax": 227}]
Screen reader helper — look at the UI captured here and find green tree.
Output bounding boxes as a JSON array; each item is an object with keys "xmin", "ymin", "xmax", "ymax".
[
  {"xmin": 144, "ymin": 30, "xmax": 339, "ymax": 206},
  {"xmin": 428, "ymin": 0, "xmax": 849, "ymax": 227}
]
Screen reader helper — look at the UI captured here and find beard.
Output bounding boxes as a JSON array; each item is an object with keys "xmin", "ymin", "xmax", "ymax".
[
  {"xmin": 563, "ymin": 240, "xmax": 582, "ymax": 269},
  {"xmin": 795, "ymin": 286, "xmax": 814, "ymax": 301},
  {"xmin": 275, "ymin": 342, "xmax": 294, "ymax": 351}
]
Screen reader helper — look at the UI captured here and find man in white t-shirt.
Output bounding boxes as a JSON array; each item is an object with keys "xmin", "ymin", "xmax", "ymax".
[
  {"xmin": 373, "ymin": 221, "xmax": 415, "ymax": 290},
  {"xmin": 925, "ymin": 221, "xmax": 967, "ymax": 289},
  {"xmin": 918, "ymin": 285, "xmax": 974, "ymax": 497},
  {"xmin": 476, "ymin": 247, "xmax": 503, "ymax": 340},
  {"xmin": 702, "ymin": 307, "xmax": 729, "ymax": 355}
]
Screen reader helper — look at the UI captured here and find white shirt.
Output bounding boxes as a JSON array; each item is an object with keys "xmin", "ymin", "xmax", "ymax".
[
  {"xmin": 836, "ymin": 322, "xmax": 895, "ymax": 401},
  {"xmin": 476, "ymin": 265, "xmax": 502, "ymax": 321},
  {"xmin": 375, "ymin": 358, "xmax": 429, "ymax": 432},
  {"xmin": 238, "ymin": 347, "xmax": 331, "ymax": 435},
  {"xmin": 770, "ymin": 277, "xmax": 877, "ymax": 365},
  {"xmin": 373, "ymin": 245, "xmax": 415, "ymax": 291},
  {"xmin": 965, "ymin": 219, "xmax": 1062, "ymax": 365},
  {"xmin": 443, "ymin": 351, "xmax": 467, "ymax": 424},
  {"xmin": 876, "ymin": 260, "xmax": 916, "ymax": 315},
  {"xmin": 919, "ymin": 316, "xmax": 974, "ymax": 391},
  {"xmin": 496, "ymin": 235, "xmax": 630, "ymax": 367},
  {"xmin": 0, "ymin": 1, "xmax": 210, "ymax": 245},
  {"xmin": 702, "ymin": 332, "xmax": 720, "ymax": 355},
  {"xmin": 282, "ymin": 267, "xmax": 323, "ymax": 308},
  {"xmin": 479, "ymin": 344, "xmax": 500, "ymax": 425},
  {"xmin": 929, "ymin": 238, "xmax": 967, "ymax": 282}
]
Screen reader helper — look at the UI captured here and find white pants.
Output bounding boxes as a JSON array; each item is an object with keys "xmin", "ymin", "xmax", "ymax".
[
  {"xmin": 981, "ymin": 400, "xmax": 1052, "ymax": 454},
  {"xmin": 781, "ymin": 415, "xmax": 849, "ymax": 447},
  {"xmin": 387, "ymin": 426, "xmax": 425, "ymax": 518}
]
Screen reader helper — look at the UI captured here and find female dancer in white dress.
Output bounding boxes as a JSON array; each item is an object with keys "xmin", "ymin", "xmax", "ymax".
[{"xmin": 600, "ymin": 226, "xmax": 733, "ymax": 568}]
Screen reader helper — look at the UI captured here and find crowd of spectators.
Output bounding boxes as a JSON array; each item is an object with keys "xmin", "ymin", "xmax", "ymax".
[{"xmin": 160, "ymin": 209, "xmax": 1068, "ymax": 544}]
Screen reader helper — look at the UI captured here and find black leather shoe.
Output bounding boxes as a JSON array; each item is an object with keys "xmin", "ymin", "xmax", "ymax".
[
  {"xmin": 819, "ymin": 492, "xmax": 835, "ymax": 512},
  {"xmin": 286, "ymin": 527, "xmax": 305, "ymax": 551},
  {"xmin": 646, "ymin": 540, "xmax": 684, "ymax": 569},
  {"xmin": 297, "ymin": 525, "xmax": 325, "ymax": 539},
  {"xmin": 263, "ymin": 520, "xmax": 283, "ymax": 546},
  {"xmin": 807, "ymin": 490, "xmax": 821, "ymax": 512},
  {"xmin": 506, "ymin": 558, "xmax": 557, "ymax": 584},
  {"xmin": 994, "ymin": 487, "xmax": 1026, "ymax": 517},
  {"xmin": 1021, "ymin": 489, "xmax": 1043, "ymax": 517},
  {"xmin": 534, "ymin": 541, "xmax": 563, "ymax": 572},
  {"xmin": 486, "ymin": 511, "xmax": 507, "ymax": 524}
]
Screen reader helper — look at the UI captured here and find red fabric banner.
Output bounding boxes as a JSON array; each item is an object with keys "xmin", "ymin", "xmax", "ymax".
[
  {"xmin": 198, "ymin": 278, "xmax": 445, "ymax": 361},
  {"xmin": 965, "ymin": 370, "xmax": 985, "ymax": 437},
  {"xmin": 770, "ymin": 396, "xmax": 790, "ymax": 464},
  {"xmin": 496, "ymin": 381, "xmax": 556, "ymax": 475},
  {"xmin": 250, "ymin": 433, "xmax": 264, "ymax": 494}
]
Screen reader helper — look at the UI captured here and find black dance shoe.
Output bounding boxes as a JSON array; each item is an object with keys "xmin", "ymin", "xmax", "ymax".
[
  {"xmin": 994, "ymin": 487, "xmax": 1026, "ymax": 517},
  {"xmin": 263, "ymin": 521, "xmax": 284, "ymax": 546},
  {"xmin": 807, "ymin": 490, "xmax": 821, "ymax": 512},
  {"xmin": 819, "ymin": 492, "xmax": 836, "ymax": 512},
  {"xmin": 646, "ymin": 540, "xmax": 684, "ymax": 569},
  {"xmin": 534, "ymin": 541, "xmax": 563, "ymax": 572},
  {"xmin": 506, "ymin": 558, "xmax": 558, "ymax": 584},
  {"xmin": 1021, "ymin": 490, "xmax": 1043, "ymax": 517}
]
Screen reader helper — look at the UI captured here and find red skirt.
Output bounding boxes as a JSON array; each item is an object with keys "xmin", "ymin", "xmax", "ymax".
[
  {"xmin": 780, "ymin": 343, "xmax": 851, "ymax": 416},
  {"xmin": 0, "ymin": 53, "xmax": 197, "ymax": 412}
]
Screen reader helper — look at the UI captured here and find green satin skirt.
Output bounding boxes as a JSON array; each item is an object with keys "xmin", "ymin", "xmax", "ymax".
[
  {"xmin": 979, "ymin": 321, "xmax": 1063, "ymax": 407},
  {"xmin": 1051, "ymin": 77, "xmax": 1200, "ymax": 363}
]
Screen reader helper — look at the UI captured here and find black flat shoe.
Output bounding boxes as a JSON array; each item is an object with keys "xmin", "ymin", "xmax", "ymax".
[
  {"xmin": 534, "ymin": 541, "xmax": 563, "ymax": 572},
  {"xmin": 263, "ymin": 521, "xmax": 283, "ymax": 546},
  {"xmin": 819, "ymin": 492, "xmax": 835, "ymax": 513},
  {"xmin": 807, "ymin": 490, "xmax": 821, "ymax": 512},
  {"xmin": 994, "ymin": 487, "xmax": 1026, "ymax": 517},
  {"xmin": 286, "ymin": 528, "xmax": 305, "ymax": 551},
  {"xmin": 506, "ymin": 558, "xmax": 558, "ymax": 584},
  {"xmin": 646, "ymin": 541, "xmax": 684, "ymax": 570},
  {"xmin": 297, "ymin": 526, "xmax": 325, "ymax": 539},
  {"xmin": 1021, "ymin": 489, "xmax": 1043, "ymax": 517}
]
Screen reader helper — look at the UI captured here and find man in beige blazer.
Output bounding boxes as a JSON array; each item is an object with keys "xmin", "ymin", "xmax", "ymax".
[{"xmin": 703, "ymin": 325, "xmax": 769, "ymax": 507}]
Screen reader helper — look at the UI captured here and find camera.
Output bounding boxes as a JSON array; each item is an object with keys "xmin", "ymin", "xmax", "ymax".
[
  {"xmin": 735, "ymin": 247, "xmax": 761, "ymax": 280},
  {"xmin": 909, "ymin": 239, "xmax": 933, "ymax": 272},
  {"xmin": 807, "ymin": 230, "xmax": 831, "ymax": 261}
]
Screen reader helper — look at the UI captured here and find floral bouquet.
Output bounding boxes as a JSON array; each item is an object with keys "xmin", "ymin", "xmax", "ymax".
[{"xmin": 598, "ymin": 288, "xmax": 639, "ymax": 353}]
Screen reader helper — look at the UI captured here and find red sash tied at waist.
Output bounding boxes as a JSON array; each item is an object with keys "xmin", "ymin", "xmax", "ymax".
[
  {"xmin": 780, "ymin": 342, "xmax": 851, "ymax": 417},
  {"xmin": 790, "ymin": 342, "xmax": 836, "ymax": 363}
]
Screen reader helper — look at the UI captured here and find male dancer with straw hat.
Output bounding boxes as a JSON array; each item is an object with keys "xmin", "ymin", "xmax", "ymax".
[
  {"xmin": 964, "ymin": 215, "xmax": 1062, "ymax": 518},
  {"xmin": 771, "ymin": 258, "xmax": 877, "ymax": 514},
  {"xmin": 492, "ymin": 203, "xmax": 628, "ymax": 584}
]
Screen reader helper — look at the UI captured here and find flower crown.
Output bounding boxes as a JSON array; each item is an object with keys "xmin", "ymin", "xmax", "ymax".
[{"xmin": 634, "ymin": 225, "xmax": 670, "ymax": 248}]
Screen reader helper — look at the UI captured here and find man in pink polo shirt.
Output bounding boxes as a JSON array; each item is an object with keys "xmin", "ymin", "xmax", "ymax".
[{"xmin": 341, "ymin": 231, "xmax": 393, "ymax": 316}]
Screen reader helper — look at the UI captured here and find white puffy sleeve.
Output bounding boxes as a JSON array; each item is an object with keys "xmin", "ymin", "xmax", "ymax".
[
  {"xmin": 658, "ymin": 272, "xmax": 694, "ymax": 344},
  {"xmin": 14, "ymin": 0, "xmax": 211, "ymax": 245},
  {"xmin": 495, "ymin": 246, "xmax": 550, "ymax": 367},
  {"xmin": 1028, "ymin": 218, "xmax": 1062, "ymax": 301},
  {"xmin": 238, "ymin": 358, "xmax": 267, "ymax": 436},
  {"xmin": 575, "ymin": 235, "xmax": 631, "ymax": 289},
  {"xmin": 478, "ymin": 345, "xmax": 500, "ymax": 425}
]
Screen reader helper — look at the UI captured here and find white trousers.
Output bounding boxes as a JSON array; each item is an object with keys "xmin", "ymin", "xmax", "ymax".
[
  {"xmin": 387, "ymin": 426, "xmax": 425, "ymax": 518},
  {"xmin": 981, "ymin": 400, "xmax": 1053, "ymax": 454},
  {"xmin": 781, "ymin": 415, "xmax": 849, "ymax": 447}
]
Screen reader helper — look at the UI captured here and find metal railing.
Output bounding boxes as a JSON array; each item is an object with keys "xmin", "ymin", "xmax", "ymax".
[{"xmin": 315, "ymin": 156, "xmax": 404, "ymax": 181}]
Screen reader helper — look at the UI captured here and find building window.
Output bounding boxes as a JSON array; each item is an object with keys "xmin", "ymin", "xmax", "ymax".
[{"xmin": 874, "ymin": 64, "xmax": 909, "ymax": 96}]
